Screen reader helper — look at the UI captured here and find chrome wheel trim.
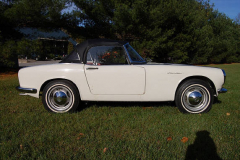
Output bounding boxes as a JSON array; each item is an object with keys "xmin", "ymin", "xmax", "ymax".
[
  {"xmin": 181, "ymin": 84, "xmax": 210, "ymax": 113},
  {"xmin": 188, "ymin": 91, "xmax": 203, "ymax": 105},
  {"xmin": 45, "ymin": 84, "xmax": 74, "ymax": 113}
]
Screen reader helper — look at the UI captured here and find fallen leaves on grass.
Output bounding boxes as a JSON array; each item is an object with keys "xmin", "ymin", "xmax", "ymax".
[
  {"xmin": 167, "ymin": 137, "xmax": 172, "ymax": 141},
  {"xmin": 79, "ymin": 133, "xmax": 84, "ymax": 136},
  {"xmin": 20, "ymin": 144, "xmax": 23, "ymax": 150},
  {"xmin": 77, "ymin": 133, "xmax": 84, "ymax": 140},
  {"xmin": 103, "ymin": 147, "xmax": 108, "ymax": 153},
  {"xmin": 181, "ymin": 137, "xmax": 188, "ymax": 143},
  {"xmin": 226, "ymin": 113, "xmax": 230, "ymax": 116}
]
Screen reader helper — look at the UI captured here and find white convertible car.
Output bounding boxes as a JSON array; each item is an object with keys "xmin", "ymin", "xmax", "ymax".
[{"xmin": 16, "ymin": 39, "xmax": 227, "ymax": 113}]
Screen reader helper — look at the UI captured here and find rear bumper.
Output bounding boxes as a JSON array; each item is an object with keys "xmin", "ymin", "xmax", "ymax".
[
  {"xmin": 16, "ymin": 86, "xmax": 37, "ymax": 94},
  {"xmin": 218, "ymin": 88, "xmax": 227, "ymax": 93}
]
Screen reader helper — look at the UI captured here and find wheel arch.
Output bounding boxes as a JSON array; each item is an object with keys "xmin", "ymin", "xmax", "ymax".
[
  {"xmin": 40, "ymin": 78, "xmax": 81, "ymax": 99},
  {"xmin": 174, "ymin": 76, "xmax": 216, "ymax": 100}
]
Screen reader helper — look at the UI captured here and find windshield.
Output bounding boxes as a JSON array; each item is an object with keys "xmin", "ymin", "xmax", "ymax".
[{"xmin": 124, "ymin": 44, "xmax": 146, "ymax": 64}]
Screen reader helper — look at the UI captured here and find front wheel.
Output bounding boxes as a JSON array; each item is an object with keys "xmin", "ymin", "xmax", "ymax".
[
  {"xmin": 175, "ymin": 79, "xmax": 213, "ymax": 114},
  {"xmin": 42, "ymin": 80, "xmax": 80, "ymax": 113}
]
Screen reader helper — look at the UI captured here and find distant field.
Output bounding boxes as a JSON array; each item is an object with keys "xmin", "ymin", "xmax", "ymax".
[{"xmin": 0, "ymin": 64, "xmax": 239, "ymax": 159}]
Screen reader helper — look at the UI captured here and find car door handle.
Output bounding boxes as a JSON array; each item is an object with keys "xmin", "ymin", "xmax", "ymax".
[{"xmin": 86, "ymin": 67, "xmax": 98, "ymax": 70}]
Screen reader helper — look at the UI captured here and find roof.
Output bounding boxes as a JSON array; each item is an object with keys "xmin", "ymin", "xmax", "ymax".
[
  {"xmin": 61, "ymin": 39, "xmax": 128, "ymax": 63},
  {"xmin": 17, "ymin": 27, "xmax": 69, "ymax": 40},
  {"xmin": 68, "ymin": 38, "xmax": 78, "ymax": 46},
  {"xmin": 79, "ymin": 39, "xmax": 128, "ymax": 47}
]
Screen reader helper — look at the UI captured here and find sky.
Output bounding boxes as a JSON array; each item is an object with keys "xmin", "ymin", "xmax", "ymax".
[{"xmin": 210, "ymin": 0, "xmax": 240, "ymax": 20}]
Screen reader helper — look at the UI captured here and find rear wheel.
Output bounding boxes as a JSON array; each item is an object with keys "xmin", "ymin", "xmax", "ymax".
[
  {"xmin": 175, "ymin": 79, "xmax": 213, "ymax": 113},
  {"xmin": 42, "ymin": 80, "xmax": 80, "ymax": 113}
]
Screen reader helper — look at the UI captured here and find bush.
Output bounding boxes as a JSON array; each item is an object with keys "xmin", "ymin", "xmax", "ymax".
[{"xmin": 0, "ymin": 40, "xmax": 18, "ymax": 68}]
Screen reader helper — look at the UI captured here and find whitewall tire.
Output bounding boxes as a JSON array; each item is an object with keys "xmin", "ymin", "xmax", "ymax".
[
  {"xmin": 175, "ymin": 79, "xmax": 213, "ymax": 113},
  {"xmin": 42, "ymin": 80, "xmax": 80, "ymax": 113}
]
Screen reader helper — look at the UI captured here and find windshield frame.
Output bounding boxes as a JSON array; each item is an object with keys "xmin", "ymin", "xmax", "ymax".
[{"xmin": 123, "ymin": 43, "xmax": 147, "ymax": 64}]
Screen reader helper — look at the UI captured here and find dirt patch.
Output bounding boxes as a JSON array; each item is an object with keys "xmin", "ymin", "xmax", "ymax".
[
  {"xmin": 0, "ymin": 72, "xmax": 18, "ymax": 80},
  {"xmin": 0, "ymin": 68, "xmax": 19, "ymax": 80}
]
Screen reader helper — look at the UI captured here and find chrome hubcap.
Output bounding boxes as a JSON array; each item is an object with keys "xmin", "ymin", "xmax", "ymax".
[
  {"xmin": 181, "ymin": 85, "xmax": 210, "ymax": 112},
  {"xmin": 188, "ymin": 91, "xmax": 202, "ymax": 105},
  {"xmin": 53, "ymin": 91, "xmax": 68, "ymax": 105}
]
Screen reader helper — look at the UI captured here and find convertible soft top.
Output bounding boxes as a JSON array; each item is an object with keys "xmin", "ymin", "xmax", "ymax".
[{"xmin": 61, "ymin": 39, "xmax": 128, "ymax": 63}]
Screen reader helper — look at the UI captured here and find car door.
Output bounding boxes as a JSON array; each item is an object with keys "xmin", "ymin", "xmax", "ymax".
[{"xmin": 84, "ymin": 46, "xmax": 146, "ymax": 95}]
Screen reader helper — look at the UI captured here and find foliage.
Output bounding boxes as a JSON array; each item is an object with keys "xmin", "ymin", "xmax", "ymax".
[
  {"xmin": 0, "ymin": 63, "xmax": 239, "ymax": 159},
  {"xmin": 71, "ymin": 0, "xmax": 240, "ymax": 64},
  {"xmin": 16, "ymin": 38, "xmax": 32, "ymax": 58},
  {"xmin": 0, "ymin": 40, "xmax": 17, "ymax": 67},
  {"xmin": 0, "ymin": 0, "xmax": 76, "ymax": 67},
  {"xmin": 99, "ymin": 49, "xmax": 127, "ymax": 64},
  {"xmin": 3, "ymin": 0, "xmax": 72, "ymax": 29},
  {"xmin": 0, "ymin": 38, "xmax": 51, "ymax": 67},
  {"xmin": 0, "ymin": 1, "xmax": 22, "ymax": 41},
  {"xmin": 0, "ymin": 0, "xmax": 240, "ymax": 66}
]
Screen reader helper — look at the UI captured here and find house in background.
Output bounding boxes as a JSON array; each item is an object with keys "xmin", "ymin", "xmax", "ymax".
[{"xmin": 17, "ymin": 27, "xmax": 77, "ymax": 60}]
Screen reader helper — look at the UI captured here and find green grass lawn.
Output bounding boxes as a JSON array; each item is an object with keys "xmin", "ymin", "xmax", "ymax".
[{"xmin": 0, "ymin": 64, "xmax": 239, "ymax": 159}]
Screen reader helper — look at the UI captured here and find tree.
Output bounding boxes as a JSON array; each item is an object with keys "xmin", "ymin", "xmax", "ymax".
[
  {"xmin": 69, "ymin": 0, "xmax": 240, "ymax": 64},
  {"xmin": 235, "ymin": 13, "xmax": 240, "ymax": 25},
  {"xmin": 0, "ymin": 40, "xmax": 18, "ymax": 67},
  {"xmin": 0, "ymin": 0, "xmax": 77, "ymax": 67},
  {"xmin": 1, "ymin": 0, "xmax": 240, "ymax": 66}
]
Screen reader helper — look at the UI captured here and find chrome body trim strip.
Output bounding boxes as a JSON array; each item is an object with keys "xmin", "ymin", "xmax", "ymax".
[
  {"xmin": 16, "ymin": 86, "xmax": 37, "ymax": 94},
  {"xmin": 218, "ymin": 88, "xmax": 227, "ymax": 93},
  {"xmin": 19, "ymin": 93, "xmax": 29, "ymax": 96}
]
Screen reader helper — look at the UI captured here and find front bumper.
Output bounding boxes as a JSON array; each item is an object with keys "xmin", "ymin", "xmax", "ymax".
[
  {"xmin": 218, "ymin": 88, "xmax": 227, "ymax": 93},
  {"xmin": 16, "ymin": 86, "xmax": 37, "ymax": 94}
]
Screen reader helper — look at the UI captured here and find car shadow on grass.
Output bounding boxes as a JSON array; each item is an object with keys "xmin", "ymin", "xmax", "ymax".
[
  {"xmin": 185, "ymin": 130, "xmax": 222, "ymax": 160},
  {"xmin": 77, "ymin": 101, "xmax": 176, "ymax": 112},
  {"xmin": 213, "ymin": 97, "xmax": 222, "ymax": 104}
]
